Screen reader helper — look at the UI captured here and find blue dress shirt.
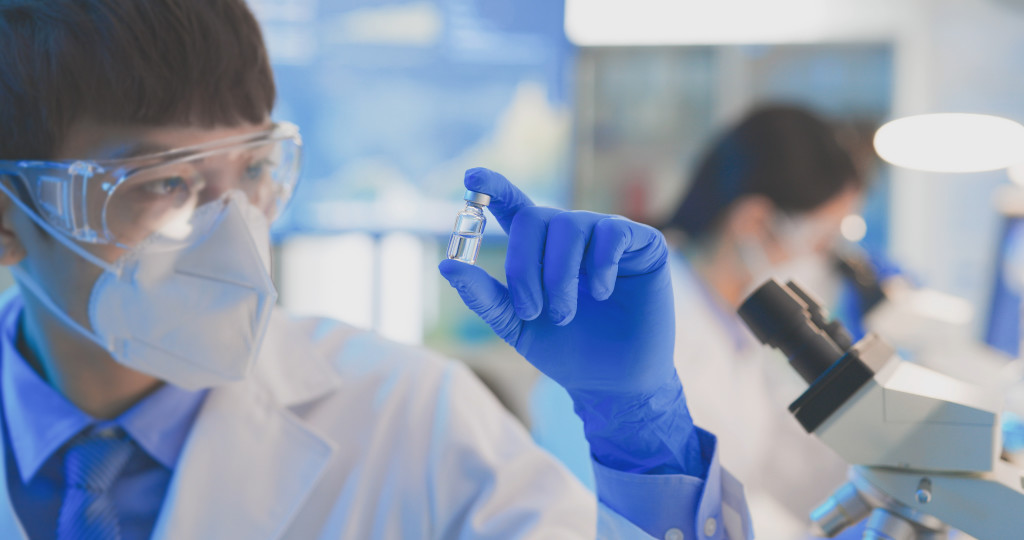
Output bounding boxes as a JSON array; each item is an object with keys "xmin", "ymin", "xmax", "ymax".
[{"xmin": 0, "ymin": 296, "xmax": 207, "ymax": 540}]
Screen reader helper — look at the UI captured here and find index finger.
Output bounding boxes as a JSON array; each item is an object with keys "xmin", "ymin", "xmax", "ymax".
[{"xmin": 464, "ymin": 167, "xmax": 535, "ymax": 235}]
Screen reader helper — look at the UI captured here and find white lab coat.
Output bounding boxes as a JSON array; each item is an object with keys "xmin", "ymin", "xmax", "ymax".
[
  {"xmin": 670, "ymin": 255, "xmax": 849, "ymax": 538},
  {"xmin": 0, "ymin": 307, "xmax": 747, "ymax": 539}
]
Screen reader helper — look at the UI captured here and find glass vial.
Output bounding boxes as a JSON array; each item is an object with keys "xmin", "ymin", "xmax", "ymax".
[{"xmin": 447, "ymin": 190, "xmax": 491, "ymax": 265}]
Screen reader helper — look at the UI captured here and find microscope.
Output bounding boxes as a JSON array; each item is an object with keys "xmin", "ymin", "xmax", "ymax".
[
  {"xmin": 832, "ymin": 249, "xmax": 1012, "ymax": 391},
  {"xmin": 737, "ymin": 279, "xmax": 1024, "ymax": 540}
]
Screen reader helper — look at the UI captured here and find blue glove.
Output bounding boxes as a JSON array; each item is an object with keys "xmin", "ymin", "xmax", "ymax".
[{"xmin": 439, "ymin": 168, "xmax": 705, "ymax": 476}]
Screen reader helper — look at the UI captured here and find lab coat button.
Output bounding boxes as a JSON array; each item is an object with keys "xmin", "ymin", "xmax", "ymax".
[
  {"xmin": 703, "ymin": 517, "xmax": 717, "ymax": 537},
  {"xmin": 665, "ymin": 527, "xmax": 684, "ymax": 540}
]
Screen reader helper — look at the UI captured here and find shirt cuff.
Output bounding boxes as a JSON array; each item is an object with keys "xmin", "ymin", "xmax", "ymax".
[{"xmin": 593, "ymin": 427, "xmax": 752, "ymax": 540}]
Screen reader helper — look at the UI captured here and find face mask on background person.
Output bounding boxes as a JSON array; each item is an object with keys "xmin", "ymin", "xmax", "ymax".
[
  {"xmin": 0, "ymin": 123, "xmax": 302, "ymax": 390},
  {"xmin": 736, "ymin": 211, "xmax": 843, "ymax": 305}
]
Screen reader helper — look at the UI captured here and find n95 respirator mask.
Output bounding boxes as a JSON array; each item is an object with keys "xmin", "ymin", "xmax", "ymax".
[{"xmin": 9, "ymin": 192, "xmax": 278, "ymax": 391}]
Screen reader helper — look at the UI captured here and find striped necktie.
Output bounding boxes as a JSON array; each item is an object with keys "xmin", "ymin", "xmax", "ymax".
[{"xmin": 56, "ymin": 427, "xmax": 135, "ymax": 540}]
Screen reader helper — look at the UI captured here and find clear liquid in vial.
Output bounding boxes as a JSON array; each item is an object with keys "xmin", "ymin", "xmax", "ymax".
[
  {"xmin": 447, "ymin": 233, "xmax": 483, "ymax": 264},
  {"xmin": 447, "ymin": 202, "xmax": 486, "ymax": 264}
]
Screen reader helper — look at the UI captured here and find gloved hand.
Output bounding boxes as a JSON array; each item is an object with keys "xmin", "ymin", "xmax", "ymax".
[{"xmin": 439, "ymin": 168, "xmax": 705, "ymax": 476}]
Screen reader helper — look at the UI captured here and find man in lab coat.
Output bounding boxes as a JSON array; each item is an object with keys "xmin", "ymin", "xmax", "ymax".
[{"xmin": 0, "ymin": 1, "xmax": 751, "ymax": 539}]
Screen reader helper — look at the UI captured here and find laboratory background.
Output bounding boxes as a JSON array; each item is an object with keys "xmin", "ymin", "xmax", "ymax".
[
  {"xmin": 12, "ymin": 0, "xmax": 1024, "ymax": 538},
  {"xmin": 71, "ymin": 0, "xmax": 1024, "ymax": 535},
  {"xmin": 0, "ymin": 1, "xmax": 1008, "ymax": 413},
  {"xmin": 121, "ymin": 0, "xmax": 1013, "ymax": 427}
]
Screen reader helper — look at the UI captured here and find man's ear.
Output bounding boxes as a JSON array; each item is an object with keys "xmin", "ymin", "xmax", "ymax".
[
  {"xmin": 721, "ymin": 195, "xmax": 775, "ymax": 241},
  {"xmin": 0, "ymin": 188, "xmax": 28, "ymax": 266}
]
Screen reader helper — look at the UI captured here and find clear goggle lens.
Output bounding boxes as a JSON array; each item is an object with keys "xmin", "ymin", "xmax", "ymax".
[
  {"xmin": 2, "ymin": 123, "xmax": 301, "ymax": 250},
  {"xmin": 103, "ymin": 137, "xmax": 299, "ymax": 247}
]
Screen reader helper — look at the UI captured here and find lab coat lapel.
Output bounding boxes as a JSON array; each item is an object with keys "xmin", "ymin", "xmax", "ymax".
[
  {"xmin": 0, "ymin": 421, "xmax": 27, "ymax": 539},
  {"xmin": 150, "ymin": 378, "xmax": 335, "ymax": 540},
  {"xmin": 0, "ymin": 290, "xmax": 27, "ymax": 539}
]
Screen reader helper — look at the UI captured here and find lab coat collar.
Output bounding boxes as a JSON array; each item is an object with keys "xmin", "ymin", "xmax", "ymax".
[
  {"xmin": 0, "ymin": 402, "xmax": 26, "ymax": 538},
  {"xmin": 148, "ymin": 374, "xmax": 335, "ymax": 540},
  {"xmin": 147, "ymin": 312, "xmax": 353, "ymax": 539},
  {"xmin": 0, "ymin": 288, "xmax": 38, "ymax": 538},
  {"xmin": 0, "ymin": 379, "xmax": 337, "ymax": 540},
  {"xmin": 249, "ymin": 310, "xmax": 351, "ymax": 406},
  {"xmin": 671, "ymin": 253, "xmax": 759, "ymax": 355},
  {"xmin": 0, "ymin": 298, "xmax": 351, "ymax": 540}
]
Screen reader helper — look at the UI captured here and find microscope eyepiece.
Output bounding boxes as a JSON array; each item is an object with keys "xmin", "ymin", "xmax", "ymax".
[
  {"xmin": 739, "ymin": 279, "xmax": 886, "ymax": 434},
  {"xmin": 786, "ymin": 281, "xmax": 855, "ymax": 351},
  {"xmin": 738, "ymin": 279, "xmax": 847, "ymax": 384}
]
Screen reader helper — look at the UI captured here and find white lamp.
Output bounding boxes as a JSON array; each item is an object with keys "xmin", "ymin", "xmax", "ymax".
[
  {"xmin": 564, "ymin": 0, "xmax": 898, "ymax": 46},
  {"xmin": 873, "ymin": 113, "xmax": 1024, "ymax": 173}
]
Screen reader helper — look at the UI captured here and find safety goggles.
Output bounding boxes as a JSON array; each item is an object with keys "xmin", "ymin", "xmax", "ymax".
[{"xmin": 0, "ymin": 122, "xmax": 301, "ymax": 250}]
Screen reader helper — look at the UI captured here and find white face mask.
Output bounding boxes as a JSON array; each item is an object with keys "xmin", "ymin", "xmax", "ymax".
[
  {"xmin": 737, "ymin": 215, "xmax": 841, "ymax": 305},
  {"xmin": 11, "ymin": 191, "xmax": 278, "ymax": 390}
]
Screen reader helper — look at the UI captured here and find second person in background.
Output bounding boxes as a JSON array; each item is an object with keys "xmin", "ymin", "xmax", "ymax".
[{"xmin": 662, "ymin": 105, "xmax": 865, "ymax": 538}]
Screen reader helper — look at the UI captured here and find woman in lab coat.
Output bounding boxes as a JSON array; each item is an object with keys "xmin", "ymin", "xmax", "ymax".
[
  {"xmin": 661, "ymin": 104, "xmax": 867, "ymax": 537},
  {"xmin": 532, "ymin": 104, "xmax": 865, "ymax": 538}
]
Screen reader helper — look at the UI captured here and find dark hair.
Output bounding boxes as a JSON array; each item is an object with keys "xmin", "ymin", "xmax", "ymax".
[
  {"xmin": 664, "ymin": 105, "xmax": 862, "ymax": 239},
  {"xmin": 0, "ymin": 0, "xmax": 275, "ymax": 160}
]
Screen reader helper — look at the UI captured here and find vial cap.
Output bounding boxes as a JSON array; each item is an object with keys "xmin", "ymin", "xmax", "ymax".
[{"xmin": 464, "ymin": 190, "xmax": 491, "ymax": 206}]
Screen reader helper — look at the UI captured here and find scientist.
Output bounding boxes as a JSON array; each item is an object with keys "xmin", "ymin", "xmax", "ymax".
[
  {"xmin": 0, "ymin": 1, "xmax": 750, "ymax": 539},
  {"xmin": 533, "ymin": 105, "xmax": 865, "ymax": 538},
  {"xmin": 663, "ymin": 105, "xmax": 864, "ymax": 537}
]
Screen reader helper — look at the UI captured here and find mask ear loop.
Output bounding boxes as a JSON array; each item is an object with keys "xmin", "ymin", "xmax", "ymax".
[
  {"xmin": 8, "ymin": 265, "xmax": 111, "ymax": 350},
  {"xmin": 0, "ymin": 174, "xmax": 116, "ymax": 350}
]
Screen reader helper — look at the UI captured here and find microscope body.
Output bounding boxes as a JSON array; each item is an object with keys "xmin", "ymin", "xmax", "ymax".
[
  {"xmin": 815, "ymin": 334, "xmax": 999, "ymax": 473},
  {"xmin": 738, "ymin": 280, "xmax": 1024, "ymax": 540}
]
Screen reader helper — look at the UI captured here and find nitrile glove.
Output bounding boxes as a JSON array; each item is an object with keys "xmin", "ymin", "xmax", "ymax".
[{"xmin": 439, "ymin": 168, "xmax": 705, "ymax": 476}]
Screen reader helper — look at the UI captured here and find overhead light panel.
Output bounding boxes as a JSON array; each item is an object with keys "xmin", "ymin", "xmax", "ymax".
[
  {"xmin": 564, "ymin": 0, "xmax": 898, "ymax": 46},
  {"xmin": 873, "ymin": 114, "xmax": 1024, "ymax": 173}
]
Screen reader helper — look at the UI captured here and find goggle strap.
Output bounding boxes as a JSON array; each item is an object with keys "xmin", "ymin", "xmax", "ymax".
[
  {"xmin": 0, "ymin": 181, "xmax": 117, "ymax": 273},
  {"xmin": 9, "ymin": 266, "xmax": 111, "ymax": 351}
]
